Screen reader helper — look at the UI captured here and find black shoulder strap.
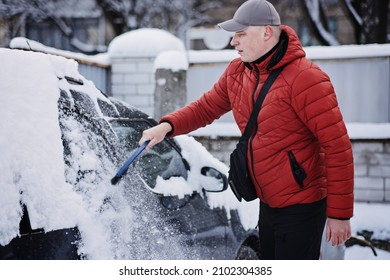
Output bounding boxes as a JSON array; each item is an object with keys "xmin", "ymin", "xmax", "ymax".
[{"xmin": 241, "ymin": 67, "xmax": 283, "ymax": 141}]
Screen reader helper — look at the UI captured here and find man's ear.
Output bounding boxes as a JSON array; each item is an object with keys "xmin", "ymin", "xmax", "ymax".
[{"xmin": 264, "ymin": 25, "xmax": 273, "ymax": 40}]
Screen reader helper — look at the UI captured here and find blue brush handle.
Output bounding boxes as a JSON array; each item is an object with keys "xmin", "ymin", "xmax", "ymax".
[{"xmin": 111, "ymin": 140, "xmax": 150, "ymax": 184}]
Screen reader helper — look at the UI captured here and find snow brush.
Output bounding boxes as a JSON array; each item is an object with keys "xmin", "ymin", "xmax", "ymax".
[{"xmin": 111, "ymin": 140, "xmax": 150, "ymax": 185}]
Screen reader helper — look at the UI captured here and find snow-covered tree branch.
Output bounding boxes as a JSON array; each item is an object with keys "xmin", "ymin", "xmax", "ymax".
[
  {"xmin": 341, "ymin": 0, "xmax": 389, "ymax": 44},
  {"xmin": 96, "ymin": 0, "xmax": 222, "ymax": 40},
  {"xmin": 301, "ymin": 0, "xmax": 340, "ymax": 46},
  {"xmin": 0, "ymin": 0, "xmax": 107, "ymax": 53}
]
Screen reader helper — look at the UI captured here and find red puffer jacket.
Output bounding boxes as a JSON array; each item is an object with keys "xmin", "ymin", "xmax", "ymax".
[{"xmin": 161, "ymin": 25, "xmax": 354, "ymax": 219}]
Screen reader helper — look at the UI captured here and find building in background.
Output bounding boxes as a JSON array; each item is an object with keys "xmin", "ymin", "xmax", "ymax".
[{"xmin": 1, "ymin": 0, "xmax": 389, "ymax": 53}]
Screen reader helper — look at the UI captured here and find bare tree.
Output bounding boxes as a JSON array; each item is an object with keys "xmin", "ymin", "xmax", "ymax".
[
  {"xmin": 0, "ymin": 0, "xmax": 47, "ymax": 38},
  {"xmin": 0, "ymin": 0, "xmax": 106, "ymax": 53},
  {"xmin": 341, "ymin": 0, "xmax": 389, "ymax": 44},
  {"xmin": 300, "ymin": 0, "xmax": 340, "ymax": 45},
  {"xmin": 301, "ymin": 0, "xmax": 389, "ymax": 45},
  {"xmin": 96, "ymin": 0, "xmax": 223, "ymax": 40},
  {"xmin": 166, "ymin": 0, "xmax": 223, "ymax": 40}
]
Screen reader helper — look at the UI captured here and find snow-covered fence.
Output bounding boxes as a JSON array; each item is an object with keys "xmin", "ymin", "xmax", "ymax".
[{"xmin": 306, "ymin": 45, "xmax": 390, "ymax": 123}]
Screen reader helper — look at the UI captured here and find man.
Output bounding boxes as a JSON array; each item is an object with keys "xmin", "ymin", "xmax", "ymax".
[{"xmin": 139, "ymin": 0, "xmax": 354, "ymax": 260}]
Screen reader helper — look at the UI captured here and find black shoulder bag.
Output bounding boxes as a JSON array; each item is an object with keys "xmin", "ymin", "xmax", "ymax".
[{"xmin": 228, "ymin": 67, "xmax": 283, "ymax": 202}]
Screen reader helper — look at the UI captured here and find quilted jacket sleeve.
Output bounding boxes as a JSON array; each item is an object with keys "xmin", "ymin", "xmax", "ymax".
[
  {"xmin": 291, "ymin": 65, "xmax": 354, "ymax": 219},
  {"xmin": 160, "ymin": 65, "xmax": 232, "ymax": 137}
]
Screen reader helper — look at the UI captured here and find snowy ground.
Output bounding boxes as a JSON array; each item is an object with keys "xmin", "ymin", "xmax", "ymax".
[{"xmin": 343, "ymin": 202, "xmax": 390, "ymax": 260}]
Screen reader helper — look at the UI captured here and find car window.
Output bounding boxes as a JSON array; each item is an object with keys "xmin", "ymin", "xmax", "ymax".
[{"xmin": 110, "ymin": 119, "xmax": 188, "ymax": 190}]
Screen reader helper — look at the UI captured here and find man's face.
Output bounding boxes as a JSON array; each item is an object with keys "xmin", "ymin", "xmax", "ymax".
[{"xmin": 230, "ymin": 26, "xmax": 267, "ymax": 63}]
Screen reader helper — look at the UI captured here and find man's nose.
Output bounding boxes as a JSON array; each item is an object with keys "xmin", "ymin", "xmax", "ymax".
[{"xmin": 230, "ymin": 35, "xmax": 238, "ymax": 46}]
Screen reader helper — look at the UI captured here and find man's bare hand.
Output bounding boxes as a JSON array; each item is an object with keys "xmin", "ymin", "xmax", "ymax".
[
  {"xmin": 326, "ymin": 218, "xmax": 352, "ymax": 246},
  {"xmin": 138, "ymin": 122, "xmax": 172, "ymax": 150}
]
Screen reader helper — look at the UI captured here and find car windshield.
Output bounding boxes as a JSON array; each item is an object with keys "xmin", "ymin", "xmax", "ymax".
[{"xmin": 110, "ymin": 119, "xmax": 188, "ymax": 190}]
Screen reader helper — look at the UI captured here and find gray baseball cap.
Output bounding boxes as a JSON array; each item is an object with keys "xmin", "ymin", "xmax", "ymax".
[{"xmin": 218, "ymin": 0, "xmax": 281, "ymax": 32}]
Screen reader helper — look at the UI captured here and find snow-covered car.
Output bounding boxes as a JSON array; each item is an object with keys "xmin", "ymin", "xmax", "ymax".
[{"xmin": 0, "ymin": 48, "xmax": 260, "ymax": 260}]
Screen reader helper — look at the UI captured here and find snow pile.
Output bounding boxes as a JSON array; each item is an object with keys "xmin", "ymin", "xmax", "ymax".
[
  {"xmin": 108, "ymin": 28, "xmax": 186, "ymax": 58},
  {"xmin": 154, "ymin": 50, "xmax": 189, "ymax": 72}
]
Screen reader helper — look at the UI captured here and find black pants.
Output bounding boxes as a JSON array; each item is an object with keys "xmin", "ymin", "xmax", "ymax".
[{"xmin": 258, "ymin": 198, "xmax": 327, "ymax": 260}]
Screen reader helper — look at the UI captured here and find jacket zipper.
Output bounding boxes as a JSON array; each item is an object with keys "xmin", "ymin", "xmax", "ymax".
[
  {"xmin": 248, "ymin": 66, "xmax": 264, "ymax": 198},
  {"xmin": 287, "ymin": 150, "xmax": 307, "ymax": 188}
]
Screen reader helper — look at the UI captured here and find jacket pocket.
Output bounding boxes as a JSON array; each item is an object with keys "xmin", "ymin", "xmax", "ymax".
[{"xmin": 287, "ymin": 151, "xmax": 307, "ymax": 189}]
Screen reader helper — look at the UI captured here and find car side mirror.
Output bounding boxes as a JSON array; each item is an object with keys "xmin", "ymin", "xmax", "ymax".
[{"xmin": 200, "ymin": 166, "xmax": 228, "ymax": 192}]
